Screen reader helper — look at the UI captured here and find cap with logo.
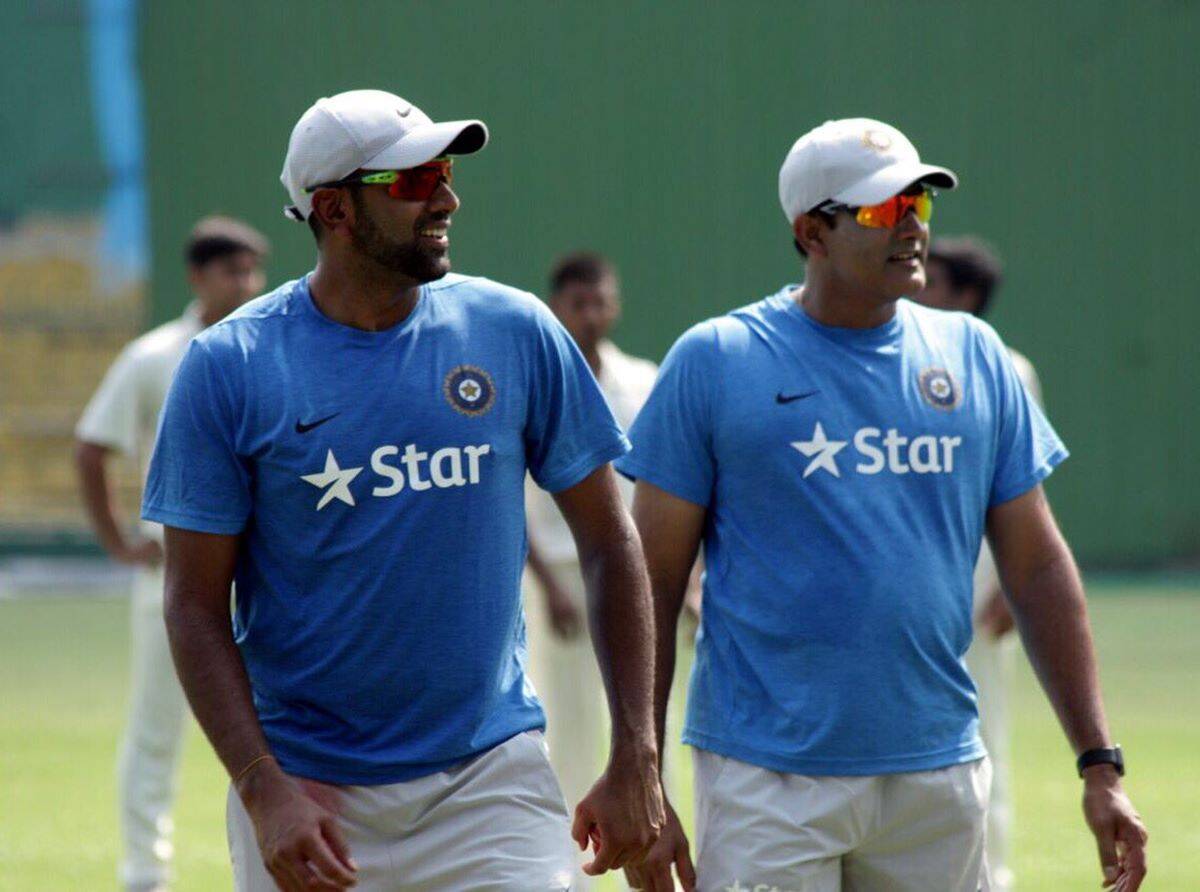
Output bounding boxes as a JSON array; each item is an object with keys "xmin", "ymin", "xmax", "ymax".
[
  {"xmin": 281, "ymin": 89, "xmax": 489, "ymax": 221},
  {"xmin": 778, "ymin": 118, "xmax": 958, "ymax": 224}
]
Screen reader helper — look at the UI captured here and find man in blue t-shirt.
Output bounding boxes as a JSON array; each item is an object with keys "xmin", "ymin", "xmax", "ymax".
[
  {"xmin": 620, "ymin": 119, "xmax": 1147, "ymax": 892},
  {"xmin": 143, "ymin": 90, "xmax": 664, "ymax": 892}
]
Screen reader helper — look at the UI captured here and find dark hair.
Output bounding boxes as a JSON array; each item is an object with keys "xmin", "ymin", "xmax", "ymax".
[
  {"xmin": 927, "ymin": 236, "xmax": 1004, "ymax": 317},
  {"xmin": 793, "ymin": 210, "xmax": 837, "ymax": 258},
  {"xmin": 185, "ymin": 216, "xmax": 270, "ymax": 268},
  {"xmin": 548, "ymin": 251, "xmax": 617, "ymax": 295}
]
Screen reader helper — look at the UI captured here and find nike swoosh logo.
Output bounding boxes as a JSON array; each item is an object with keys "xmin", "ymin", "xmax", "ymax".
[
  {"xmin": 295, "ymin": 413, "xmax": 340, "ymax": 434},
  {"xmin": 776, "ymin": 390, "xmax": 819, "ymax": 404},
  {"xmin": 397, "ymin": 106, "xmax": 412, "ymax": 118}
]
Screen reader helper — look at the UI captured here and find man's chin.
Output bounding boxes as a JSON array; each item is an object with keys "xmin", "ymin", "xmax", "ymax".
[
  {"xmin": 420, "ymin": 257, "xmax": 452, "ymax": 283},
  {"xmin": 406, "ymin": 252, "xmax": 452, "ymax": 284},
  {"xmin": 883, "ymin": 267, "xmax": 925, "ymax": 299}
]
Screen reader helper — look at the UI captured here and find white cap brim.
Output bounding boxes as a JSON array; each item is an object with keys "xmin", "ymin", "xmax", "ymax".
[
  {"xmin": 834, "ymin": 162, "xmax": 958, "ymax": 207},
  {"xmin": 362, "ymin": 119, "xmax": 488, "ymax": 170}
]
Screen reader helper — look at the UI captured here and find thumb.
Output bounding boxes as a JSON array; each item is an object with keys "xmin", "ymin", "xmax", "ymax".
[
  {"xmin": 1095, "ymin": 824, "xmax": 1120, "ymax": 886},
  {"xmin": 676, "ymin": 841, "xmax": 698, "ymax": 891},
  {"xmin": 571, "ymin": 801, "xmax": 592, "ymax": 851}
]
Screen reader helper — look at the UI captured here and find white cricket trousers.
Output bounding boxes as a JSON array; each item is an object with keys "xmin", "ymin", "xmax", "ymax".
[
  {"xmin": 117, "ymin": 565, "xmax": 189, "ymax": 890},
  {"xmin": 965, "ymin": 632, "xmax": 1016, "ymax": 891},
  {"xmin": 227, "ymin": 730, "xmax": 573, "ymax": 891},
  {"xmin": 693, "ymin": 749, "xmax": 992, "ymax": 892}
]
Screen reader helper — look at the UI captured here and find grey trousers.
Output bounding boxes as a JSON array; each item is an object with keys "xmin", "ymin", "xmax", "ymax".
[{"xmin": 228, "ymin": 730, "xmax": 574, "ymax": 891}]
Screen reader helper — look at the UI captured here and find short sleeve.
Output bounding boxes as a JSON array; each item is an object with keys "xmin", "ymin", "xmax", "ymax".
[
  {"xmin": 614, "ymin": 324, "xmax": 717, "ymax": 507},
  {"xmin": 524, "ymin": 305, "xmax": 630, "ymax": 493},
  {"xmin": 76, "ymin": 343, "xmax": 141, "ymax": 455},
  {"xmin": 984, "ymin": 327, "xmax": 1068, "ymax": 507},
  {"xmin": 141, "ymin": 339, "xmax": 252, "ymax": 534}
]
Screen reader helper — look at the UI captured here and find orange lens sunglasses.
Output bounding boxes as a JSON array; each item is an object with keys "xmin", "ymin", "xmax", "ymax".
[{"xmin": 818, "ymin": 187, "xmax": 934, "ymax": 229}]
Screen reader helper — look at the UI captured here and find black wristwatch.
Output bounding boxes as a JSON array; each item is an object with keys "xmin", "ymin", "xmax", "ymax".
[{"xmin": 1077, "ymin": 745, "xmax": 1124, "ymax": 778}]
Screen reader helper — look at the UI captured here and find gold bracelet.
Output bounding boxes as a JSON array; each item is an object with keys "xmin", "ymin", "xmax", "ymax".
[{"xmin": 233, "ymin": 753, "xmax": 274, "ymax": 786}]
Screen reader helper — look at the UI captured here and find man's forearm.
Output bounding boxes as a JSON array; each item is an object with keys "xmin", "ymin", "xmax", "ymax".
[
  {"xmin": 1007, "ymin": 549, "xmax": 1112, "ymax": 754},
  {"xmin": 525, "ymin": 535, "xmax": 558, "ymax": 594},
  {"xmin": 580, "ymin": 525, "xmax": 658, "ymax": 756},
  {"xmin": 647, "ymin": 567, "xmax": 688, "ymax": 769},
  {"xmin": 164, "ymin": 590, "xmax": 274, "ymax": 780},
  {"xmin": 74, "ymin": 444, "xmax": 132, "ymax": 557}
]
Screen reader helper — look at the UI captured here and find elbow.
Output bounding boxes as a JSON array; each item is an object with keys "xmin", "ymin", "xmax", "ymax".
[
  {"xmin": 161, "ymin": 584, "xmax": 187, "ymax": 638},
  {"xmin": 73, "ymin": 441, "xmax": 92, "ymax": 470},
  {"xmin": 74, "ymin": 440, "xmax": 105, "ymax": 475}
]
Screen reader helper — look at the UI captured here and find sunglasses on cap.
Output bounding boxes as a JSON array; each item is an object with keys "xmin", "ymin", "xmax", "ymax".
[
  {"xmin": 306, "ymin": 157, "xmax": 453, "ymax": 202},
  {"xmin": 816, "ymin": 185, "xmax": 934, "ymax": 229}
]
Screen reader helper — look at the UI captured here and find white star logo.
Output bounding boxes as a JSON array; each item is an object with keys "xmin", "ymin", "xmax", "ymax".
[
  {"xmin": 790, "ymin": 421, "xmax": 847, "ymax": 478},
  {"xmin": 300, "ymin": 449, "xmax": 363, "ymax": 510},
  {"xmin": 724, "ymin": 882, "xmax": 749, "ymax": 892}
]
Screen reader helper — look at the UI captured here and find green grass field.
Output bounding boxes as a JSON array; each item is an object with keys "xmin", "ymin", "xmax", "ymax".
[{"xmin": 1, "ymin": 579, "xmax": 1197, "ymax": 891}]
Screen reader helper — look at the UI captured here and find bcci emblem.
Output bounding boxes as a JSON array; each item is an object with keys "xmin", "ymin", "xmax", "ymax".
[
  {"xmin": 918, "ymin": 367, "xmax": 961, "ymax": 411},
  {"xmin": 443, "ymin": 365, "xmax": 496, "ymax": 417}
]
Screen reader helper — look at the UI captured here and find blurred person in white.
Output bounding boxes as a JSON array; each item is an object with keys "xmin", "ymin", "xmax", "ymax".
[
  {"xmin": 523, "ymin": 251, "xmax": 659, "ymax": 887},
  {"xmin": 916, "ymin": 236, "xmax": 1038, "ymax": 892},
  {"xmin": 75, "ymin": 215, "xmax": 268, "ymax": 892}
]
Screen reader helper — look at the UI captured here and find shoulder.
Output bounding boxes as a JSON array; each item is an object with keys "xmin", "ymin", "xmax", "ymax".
[
  {"xmin": 899, "ymin": 298, "xmax": 975, "ymax": 337},
  {"xmin": 116, "ymin": 312, "xmax": 194, "ymax": 367},
  {"xmin": 669, "ymin": 295, "xmax": 779, "ymax": 363},
  {"xmin": 192, "ymin": 278, "xmax": 301, "ymax": 358},
  {"xmin": 900, "ymin": 299, "xmax": 1005, "ymax": 355},
  {"xmin": 426, "ymin": 273, "xmax": 566, "ymax": 347},
  {"xmin": 427, "ymin": 272, "xmax": 547, "ymax": 321},
  {"xmin": 600, "ymin": 341, "xmax": 658, "ymax": 376}
]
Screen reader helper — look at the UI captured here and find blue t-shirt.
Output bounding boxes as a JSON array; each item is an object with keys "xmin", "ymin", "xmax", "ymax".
[
  {"xmin": 143, "ymin": 273, "xmax": 628, "ymax": 785},
  {"xmin": 616, "ymin": 288, "xmax": 1066, "ymax": 776}
]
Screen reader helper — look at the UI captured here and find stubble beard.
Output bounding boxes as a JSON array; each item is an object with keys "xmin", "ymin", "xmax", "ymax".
[{"xmin": 349, "ymin": 196, "xmax": 449, "ymax": 284}]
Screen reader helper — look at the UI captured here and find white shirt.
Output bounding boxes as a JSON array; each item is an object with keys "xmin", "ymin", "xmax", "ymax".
[
  {"xmin": 525, "ymin": 339, "xmax": 658, "ymax": 563},
  {"xmin": 75, "ymin": 306, "xmax": 202, "ymax": 542},
  {"xmin": 974, "ymin": 347, "xmax": 1043, "ymax": 607}
]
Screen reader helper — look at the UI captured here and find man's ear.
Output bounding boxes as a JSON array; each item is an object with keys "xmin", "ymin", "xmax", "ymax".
[
  {"xmin": 793, "ymin": 212, "xmax": 830, "ymax": 259},
  {"xmin": 310, "ymin": 188, "xmax": 353, "ymax": 236}
]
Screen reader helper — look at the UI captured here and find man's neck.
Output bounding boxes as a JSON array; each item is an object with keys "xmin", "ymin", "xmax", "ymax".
[
  {"xmin": 795, "ymin": 269, "xmax": 898, "ymax": 330},
  {"xmin": 581, "ymin": 342, "xmax": 603, "ymax": 377},
  {"xmin": 308, "ymin": 254, "xmax": 424, "ymax": 332},
  {"xmin": 195, "ymin": 301, "xmax": 224, "ymax": 329}
]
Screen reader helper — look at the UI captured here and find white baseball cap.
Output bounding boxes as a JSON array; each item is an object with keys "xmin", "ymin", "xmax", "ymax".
[
  {"xmin": 778, "ymin": 118, "xmax": 957, "ymax": 224},
  {"xmin": 280, "ymin": 89, "xmax": 488, "ymax": 221}
]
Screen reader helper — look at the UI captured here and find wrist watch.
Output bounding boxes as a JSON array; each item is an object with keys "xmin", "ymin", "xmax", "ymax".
[{"xmin": 1077, "ymin": 744, "xmax": 1124, "ymax": 778}]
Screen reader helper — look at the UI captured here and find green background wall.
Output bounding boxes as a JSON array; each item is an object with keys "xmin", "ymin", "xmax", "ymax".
[{"xmin": 141, "ymin": 2, "xmax": 1199, "ymax": 567}]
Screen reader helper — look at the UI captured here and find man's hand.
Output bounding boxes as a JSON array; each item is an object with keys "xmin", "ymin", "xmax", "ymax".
[
  {"xmin": 1081, "ymin": 766, "xmax": 1148, "ymax": 891},
  {"xmin": 543, "ymin": 574, "xmax": 584, "ymax": 640},
  {"xmin": 976, "ymin": 589, "xmax": 1015, "ymax": 639},
  {"xmin": 572, "ymin": 746, "xmax": 665, "ymax": 877},
  {"xmin": 239, "ymin": 762, "xmax": 358, "ymax": 891},
  {"xmin": 117, "ymin": 536, "xmax": 163, "ymax": 567},
  {"xmin": 623, "ymin": 798, "xmax": 696, "ymax": 891}
]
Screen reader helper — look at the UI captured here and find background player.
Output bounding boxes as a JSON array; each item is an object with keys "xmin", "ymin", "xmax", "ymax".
[
  {"xmin": 917, "ymin": 236, "xmax": 1041, "ymax": 891},
  {"xmin": 142, "ymin": 90, "xmax": 664, "ymax": 891},
  {"xmin": 75, "ymin": 216, "xmax": 268, "ymax": 892},
  {"xmin": 523, "ymin": 251, "xmax": 659, "ymax": 889},
  {"xmin": 621, "ymin": 118, "xmax": 1147, "ymax": 891}
]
